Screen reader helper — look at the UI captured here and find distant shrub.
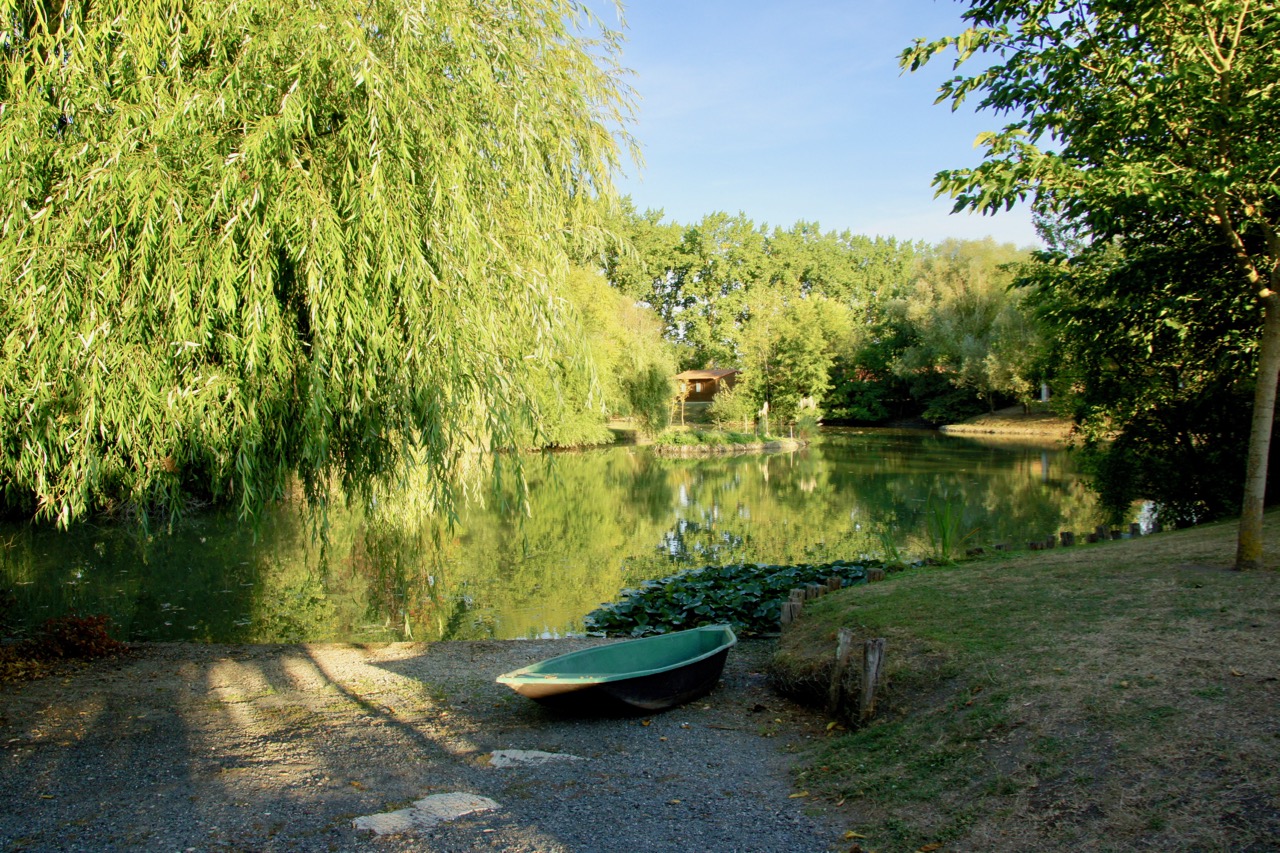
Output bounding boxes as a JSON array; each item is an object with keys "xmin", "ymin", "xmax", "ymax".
[
  {"xmin": 652, "ymin": 429, "xmax": 767, "ymax": 448},
  {"xmin": 30, "ymin": 613, "xmax": 128, "ymax": 659}
]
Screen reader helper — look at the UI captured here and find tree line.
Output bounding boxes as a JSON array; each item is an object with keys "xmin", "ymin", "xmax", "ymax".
[{"xmin": 596, "ymin": 203, "xmax": 1047, "ymax": 430}]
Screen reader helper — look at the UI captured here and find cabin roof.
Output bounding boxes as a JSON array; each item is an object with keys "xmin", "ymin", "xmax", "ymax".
[{"xmin": 674, "ymin": 368, "xmax": 739, "ymax": 381}]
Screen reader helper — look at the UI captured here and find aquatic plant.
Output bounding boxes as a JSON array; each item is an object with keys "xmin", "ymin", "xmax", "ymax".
[
  {"xmin": 584, "ymin": 559, "xmax": 883, "ymax": 637},
  {"xmin": 923, "ymin": 494, "xmax": 979, "ymax": 563}
]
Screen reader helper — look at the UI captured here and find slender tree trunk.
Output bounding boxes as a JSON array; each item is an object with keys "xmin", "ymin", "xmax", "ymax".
[{"xmin": 1236, "ymin": 288, "xmax": 1280, "ymax": 570}]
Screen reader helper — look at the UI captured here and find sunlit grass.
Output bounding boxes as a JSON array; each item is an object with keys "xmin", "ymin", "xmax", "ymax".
[{"xmin": 774, "ymin": 511, "xmax": 1280, "ymax": 851}]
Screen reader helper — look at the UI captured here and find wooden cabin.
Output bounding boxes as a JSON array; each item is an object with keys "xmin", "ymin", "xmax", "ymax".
[{"xmin": 675, "ymin": 368, "xmax": 740, "ymax": 403}]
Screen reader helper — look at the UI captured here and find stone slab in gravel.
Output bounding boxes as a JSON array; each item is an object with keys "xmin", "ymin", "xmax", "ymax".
[
  {"xmin": 0, "ymin": 640, "xmax": 845, "ymax": 852},
  {"xmin": 354, "ymin": 792, "xmax": 501, "ymax": 835}
]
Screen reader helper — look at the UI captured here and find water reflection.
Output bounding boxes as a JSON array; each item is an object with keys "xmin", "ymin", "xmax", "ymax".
[{"xmin": 1, "ymin": 429, "xmax": 1107, "ymax": 643}]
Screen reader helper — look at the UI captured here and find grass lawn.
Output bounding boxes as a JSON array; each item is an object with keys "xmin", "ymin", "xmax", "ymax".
[{"xmin": 772, "ymin": 511, "xmax": 1280, "ymax": 852}]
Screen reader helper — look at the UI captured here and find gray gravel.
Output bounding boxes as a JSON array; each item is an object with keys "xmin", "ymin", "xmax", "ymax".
[{"xmin": 0, "ymin": 640, "xmax": 846, "ymax": 852}]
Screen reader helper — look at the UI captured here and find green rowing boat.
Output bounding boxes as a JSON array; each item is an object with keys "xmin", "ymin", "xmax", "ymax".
[{"xmin": 496, "ymin": 624, "xmax": 737, "ymax": 712}]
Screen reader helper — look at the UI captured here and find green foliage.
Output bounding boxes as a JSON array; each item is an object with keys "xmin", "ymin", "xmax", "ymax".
[
  {"xmin": 1023, "ymin": 225, "xmax": 1270, "ymax": 527},
  {"xmin": 603, "ymin": 206, "xmax": 1046, "ymax": 428},
  {"xmin": 706, "ymin": 383, "xmax": 753, "ymax": 431},
  {"xmin": 825, "ymin": 344, "xmax": 915, "ymax": 424},
  {"xmin": 793, "ymin": 411, "xmax": 821, "ymax": 440},
  {"xmin": 895, "ymin": 239, "xmax": 1041, "ymax": 413},
  {"xmin": 622, "ymin": 364, "xmax": 676, "ymax": 438},
  {"xmin": 603, "ymin": 205, "xmax": 921, "ymax": 371},
  {"xmin": 651, "ymin": 428, "xmax": 761, "ymax": 447},
  {"xmin": 918, "ymin": 385, "xmax": 987, "ymax": 427},
  {"xmin": 922, "ymin": 494, "xmax": 980, "ymax": 563},
  {"xmin": 0, "ymin": 0, "xmax": 632, "ymax": 525},
  {"xmin": 903, "ymin": 0, "xmax": 1280, "ymax": 566},
  {"xmin": 737, "ymin": 288, "xmax": 850, "ymax": 424},
  {"xmin": 583, "ymin": 560, "xmax": 880, "ymax": 637}
]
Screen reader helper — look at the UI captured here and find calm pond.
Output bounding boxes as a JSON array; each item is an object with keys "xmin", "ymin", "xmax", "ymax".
[{"xmin": 2, "ymin": 429, "xmax": 1111, "ymax": 643}]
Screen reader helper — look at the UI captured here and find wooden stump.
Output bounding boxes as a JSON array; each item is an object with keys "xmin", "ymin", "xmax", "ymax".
[
  {"xmin": 827, "ymin": 628, "xmax": 856, "ymax": 716},
  {"xmin": 780, "ymin": 600, "xmax": 803, "ymax": 626},
  {"xmin": 860, "ymin": 638, "xmax": 886, "ymax": 722}
]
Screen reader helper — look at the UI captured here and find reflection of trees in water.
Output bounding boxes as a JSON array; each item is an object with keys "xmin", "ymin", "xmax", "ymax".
[
  {"xmin": 646, "ymin": 433, "xmax": 1105, "ymax": 567},
  {"xmin": 0, "ymin": 432, "xmax": 1109, "ymax": 641}
]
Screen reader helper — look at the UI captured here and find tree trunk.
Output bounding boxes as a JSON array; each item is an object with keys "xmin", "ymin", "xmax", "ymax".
[{"xmin": 1236, "ymin": 288, "xmax": 1280, "ymax": 570}]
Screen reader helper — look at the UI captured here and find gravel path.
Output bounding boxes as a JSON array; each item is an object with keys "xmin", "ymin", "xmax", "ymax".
[{"xmin": 0, "ymin": 640, "xmax": 846, "ymax": 852}]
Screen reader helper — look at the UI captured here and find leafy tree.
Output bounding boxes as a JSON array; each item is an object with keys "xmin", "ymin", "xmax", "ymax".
[
  {"xmin": 894, "ymin": 240, "xmax": 1040, "ymax": 414},
  {"xmin": 544, "ymin": 268, "xmax": 674, "ymax": 445},
  {"xmin": 622, "ymin": 364, "xmax": 676, "ymax": 438},
  {"xmin": 707, "ymin": 382, "xmax": 753, "ymax": 432},
  {"xmin": 903, "ymin": 0, "xmax": 1280, "ymax": 568},
  {"xmin": 0, "ymin": 0, "xmax": 631, "ymax": 525},
  {"xmin": 737, "ymin": 289, "xmax": 851, "ymax": 425},
  {"xmin": 603, "ymin": 206, "xmax": 924, "ymax": 378},
  {"xmin": 1024, "ymin": 222, "xmax": 1268, "ymax": 526},
  {"xmin": 601, "ymin": 199, "xmax": 687, "ymax": 325},
  {"xmin": 674, "ymin": 213, "xmax": 770, "ymax": 369}
]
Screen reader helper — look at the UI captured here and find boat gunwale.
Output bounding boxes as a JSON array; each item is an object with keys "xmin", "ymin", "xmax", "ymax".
[{"xmin": 495, "ymin": 625, "xmax": 737, "ymax": 688}]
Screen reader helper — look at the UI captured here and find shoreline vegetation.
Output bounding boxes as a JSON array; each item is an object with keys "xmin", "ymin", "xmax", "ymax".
[
  {"xmin": 937, "ymin": 404, "xmax": 1075, "ymax": 441},
  {"xmin": 602, "ymin": 403, "xmax": 1074, "ymax": 454}
]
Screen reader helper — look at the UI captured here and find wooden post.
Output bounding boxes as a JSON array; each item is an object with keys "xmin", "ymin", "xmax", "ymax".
[
  {"xmin": 789, "ymin": 588, "xmax": 806, "ymax": 604},
  {"xmin": 780, "ymin": 600, "xmax": 803, "ymax": 626},
  {"xmin": 826, "ymin": 576, "xmax": 844, "ymax": 592},
  {"xmin": 1044, "ymin": 536, "xmax": 1056, "ymax": 549},
  {"xmin": 806, "ymin": 583, "xmax": 825, "ymax": 600},
  {"xmin": 1029, "ymin": 541, "xmax": 1042, "ymax": 551},
  {"xmin": 1110, "ymin": 529, "xmax": 1123, "ymax": 540},
  {"xmin": 1129, "ymin": 522, "xmax": 1142, "ymax": 537},
  {"xmin": 1086, "ymin": 532, "xmax": 1099, "ymax": 544},
  {"xmin": 1095, "ymin": 525, "xmax": 1109, "ymax": 541},
  {"xmin": 867, "ymin": 567, "xmax": 886, "ymax": 583},
  {"xmin": 1060, "ymin": 531, "xmax": 1075, "ymax": 547},
  {"xmin": 859, "ymin": 638, "xmax": 886, "ymax": 722},
  {"xmin": 826, "ymin": 628, "xmax": 856, "ymax": 716}
]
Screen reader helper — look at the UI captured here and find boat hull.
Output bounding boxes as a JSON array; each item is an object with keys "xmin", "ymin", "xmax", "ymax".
[{"xmin": 496, "ymin": 625, "xmax": 737, "ymax": 712}]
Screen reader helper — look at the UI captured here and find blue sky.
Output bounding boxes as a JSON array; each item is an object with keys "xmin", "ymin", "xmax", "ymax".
[{"xmin": 591, "ymin": 1, "xmax": 1040, "ymax": 247}]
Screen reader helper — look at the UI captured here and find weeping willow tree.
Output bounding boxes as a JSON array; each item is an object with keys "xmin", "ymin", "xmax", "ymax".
[{"xmin": 0, "ymin": 0, "xmax": 633, "ymax": 525}]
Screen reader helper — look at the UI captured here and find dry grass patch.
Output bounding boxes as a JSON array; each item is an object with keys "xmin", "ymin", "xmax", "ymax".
[{"xmin": 772, "ymin": 512, "xmax": 1280, "ymax": 852}]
